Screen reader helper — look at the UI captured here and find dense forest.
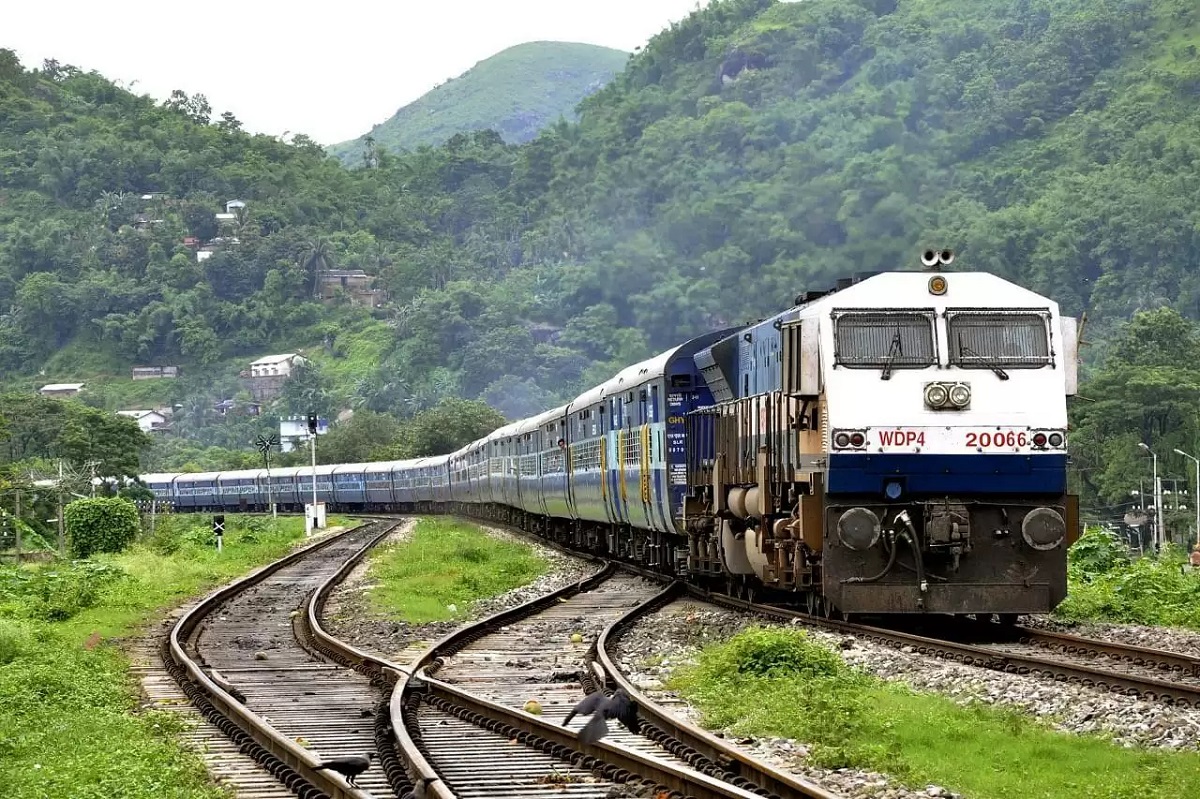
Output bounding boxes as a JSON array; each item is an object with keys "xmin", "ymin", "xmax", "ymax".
[
  {"xmin": 2, "ymin": 0, "xmax": 1200, "ymax": 526},
  {"xmin": 327, "ymin": 41, "xmax": 629, "ymax": 160}
]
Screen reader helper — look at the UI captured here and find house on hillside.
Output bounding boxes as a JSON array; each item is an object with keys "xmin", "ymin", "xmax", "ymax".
[
  {"xmin": 242, "ymin": 353, "xmax": 308, "ymax": 402},
  {"xmin": 225, "ymin": 199, "xmax": 246, "ymax": 213},
  {"xmin": 279, "ymin": 414, "xmax": 328, "ymax": 453},
  {"xmin": 132, "ymin": 365, "xmax": 180, "ymax": 380},
  {"xmin": 317, "ymin": 269, "xmax": 387, "ymax": 309},
  {"xmin": 117, "ymin": 409, "xmax": 169, "ymax": 433},
  {"xmin": 39, "ymin": 383, "xmax": 84, "ymax": 398}
]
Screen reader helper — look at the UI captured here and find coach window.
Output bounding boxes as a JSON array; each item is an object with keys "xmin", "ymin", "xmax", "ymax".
[
  {"xmin": 945, "ymin": 309, "xmax": 1052, "ymax": 369},
  {"xmin": 833, "ymin": 310, "xmax": 937, "ymax": 374}
]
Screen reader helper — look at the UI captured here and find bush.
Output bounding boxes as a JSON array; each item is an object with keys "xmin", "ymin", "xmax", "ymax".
[
  {"xmin": 0, "ymin": 618, "xmax": 32, "ymax": 664},
  {"xmin": 65, "ymin": 497, "xmax": 142, "ymax": 558}
]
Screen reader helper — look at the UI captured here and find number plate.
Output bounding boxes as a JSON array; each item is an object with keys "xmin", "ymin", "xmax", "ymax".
[{"xmin": 868, "ymin": 427, "xmax": 1040, "ymax": 453}]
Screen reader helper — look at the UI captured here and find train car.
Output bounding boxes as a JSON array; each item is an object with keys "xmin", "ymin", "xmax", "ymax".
[
  {"xmin": 142, "ymin": 255, "xmax": 1079, "ymax": 620},
  {"xmin": 141, "ymin": 473, "xmax": 179, "ymax": 506},
  {"xmin": 332, "ymin": 464, "xmax": 369, "ymax": 508},
  {"xmin": 217, "ymin": 470, "xmax": 264, "ymax": 511},
  {"xmin": 683, "ymin": 258, "xmax": 1079, "ymax": 616}
]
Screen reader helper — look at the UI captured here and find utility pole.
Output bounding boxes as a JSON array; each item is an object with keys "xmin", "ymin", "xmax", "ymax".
[
  {"xmin": 1179, "ymin": 448, "xmax": 1200, "ymax": 548},
  {"xmin": 14, "ymin": 488, "xmax": 21, "ymax": 563},
  {"xmin": 308, "ymin": 413, "xmax": 320, "ymax": 534},
  {"xmin": 1138, "ymin": 442, "xmax": 1163, "ymax": 552},
  {"xmin": 57, "ymin": 459, "xmax": 65, "ymax": 556},
  {"xmin": 255, "ymin": 433, "xmax": 280, "ymax": 519}
]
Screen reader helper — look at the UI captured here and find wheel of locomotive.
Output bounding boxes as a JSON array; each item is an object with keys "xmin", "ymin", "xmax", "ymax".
[{"xmin": 997, "ymin": 613, "xmax": 1019, "ymax": 627}]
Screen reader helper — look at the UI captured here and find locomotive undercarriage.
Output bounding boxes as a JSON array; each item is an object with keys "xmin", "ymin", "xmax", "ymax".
[{"xmin": 171, "ymin": 487, "xmax": 1073, "ymax": 618}]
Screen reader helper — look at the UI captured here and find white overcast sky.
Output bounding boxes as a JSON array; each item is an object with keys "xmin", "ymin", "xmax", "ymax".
[{"xmin": 6, "ymin": 0, "xmax": 710, "ymax": 145}]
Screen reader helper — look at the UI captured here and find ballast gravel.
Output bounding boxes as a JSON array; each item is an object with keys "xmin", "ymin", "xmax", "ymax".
[
  {"xmin": 321, "ymin": 519, "xmax": 596, "ymax": 664},
  {"xmin": 1022, "ymin": 615, "xmax": 1200, "ymax": 660},
  {"xmin": 614, "ymin": 602, "xmax": 1200, "ymax": 799}
]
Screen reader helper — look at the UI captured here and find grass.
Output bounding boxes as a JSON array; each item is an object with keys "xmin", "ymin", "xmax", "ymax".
[
  {"xmin": 1054, "ymin": 527, "xmax": 1200, "ymax": 630},
  {"xmin": 670, "ymin": 626, "xmax": 1200, "ymax": 799},
  {"xmin": 0, "ymin": 512, "xmax": 349, "ymax": 799},
  {"xmin": 361, "ymin": 517, "xmax": 547, "ymax": 623}
]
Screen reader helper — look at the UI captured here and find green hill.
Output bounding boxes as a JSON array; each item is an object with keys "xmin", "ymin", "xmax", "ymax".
[
  {"xmin": 4, "ymin": 0, "xmax": 1200, "ymax": 485},
  {"xmin": 327, "ymin": 41, "xmax": 628, "ymax": 162}
]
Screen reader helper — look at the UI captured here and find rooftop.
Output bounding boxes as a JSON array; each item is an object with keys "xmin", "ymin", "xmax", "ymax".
[
  {"xmin": 41, "ymin": 383, "xmax": 84, "ymax": 391},
  {"xmin": 250, "ymin": 353, "xmax": 302, "ymax": 366}
]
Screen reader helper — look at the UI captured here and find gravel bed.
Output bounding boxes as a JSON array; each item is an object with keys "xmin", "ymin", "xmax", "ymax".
[
  {"xmin": 1023, "ymin": 615, "xmax": 1200, "ymax": 659},
  {"xmin": 614, "ymin": 602, "xmax": 1200, "ymax": 799},
  {"xmin": 321, "ymin": 519, "xmax": 596, "ymax": 665}
]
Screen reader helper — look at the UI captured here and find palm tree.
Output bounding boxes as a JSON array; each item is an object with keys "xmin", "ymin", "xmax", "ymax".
[{"xmin": 299, "ymin": 238, "xmax": 334, "ymax": 299}]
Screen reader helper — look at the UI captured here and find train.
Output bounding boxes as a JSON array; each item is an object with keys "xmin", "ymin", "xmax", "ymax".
[{"xmin": 140, "ymin": 254, "xmax": 1080, "ymax": 619}]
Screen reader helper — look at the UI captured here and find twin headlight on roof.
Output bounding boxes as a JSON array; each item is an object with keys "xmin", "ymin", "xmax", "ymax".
[{"xmin": 924, "ymin": 381, "xmax": 971, "ymax": 410}]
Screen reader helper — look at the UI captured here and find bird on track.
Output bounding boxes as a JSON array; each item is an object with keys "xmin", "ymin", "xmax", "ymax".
[
  {"xmin": 563, "ymin": 688, "xmax": 640, "ymax": 744},
  {"xmin": 313, "ymin": 752, "xmax": 375, "ymax": 787},
  {"xmin": 400, "ymin": 776, "xmax": 439, "ymax": 799}
]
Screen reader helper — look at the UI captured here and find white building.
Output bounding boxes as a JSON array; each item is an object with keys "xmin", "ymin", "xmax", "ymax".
[
  {"xmin": 279, "ymin": 415, "xmax": 328, "ymax": 453},
  {"xmin": 248, "ymin": 353, "xmax": 307, "ymax": 378},
  {"xmin": 117, "ymin": 409, "xmax": 169, "ymax": 433},
  {"xmin": 39, "ymin": 383, "xmax": 84, "ymax": 398}
]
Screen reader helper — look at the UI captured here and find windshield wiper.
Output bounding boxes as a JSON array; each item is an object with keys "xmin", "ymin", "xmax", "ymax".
[
  {"xmin": 959, "ymin": 334, "xmax": 1009, "ymax": 380},
  {"xmin": 880, "ymin": 329, "xmax": 903, "ymax": 380}
]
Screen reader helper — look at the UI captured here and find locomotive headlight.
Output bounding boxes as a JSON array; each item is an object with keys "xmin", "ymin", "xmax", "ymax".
[
  {"xmin": 1048, "ymin": 432, "xmax": 1065, "ymax": 448},
  {"xmin": 834, "ymin": 432, "xmax": 851, "ymax": 448},
  {"xmin": 1022, "ymin": 507, "xmax": 1066, "ymax": 551},
  {"xmin": 948, "ymin": 383, "xmax": 971, "ymax": 408},
  {"xmin": 924, "ymin": 383, "xmax": 949, "ymax": 408},
  {"xmin": 837, "ymin": 507, "xmax": 881, "ymax": 551}
]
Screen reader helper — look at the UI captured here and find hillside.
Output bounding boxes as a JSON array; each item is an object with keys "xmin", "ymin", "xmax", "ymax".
[
  {"xmin": 327, "ymin": 41, "xmax": 628, "ymax": 162},
  {"xmin": 4, "ymin": 0, "xmax": 1200, "ymax": 491}
]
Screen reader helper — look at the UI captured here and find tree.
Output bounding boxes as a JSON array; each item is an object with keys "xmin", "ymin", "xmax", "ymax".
[
  {"xmin": 389, "ymin": 398, "xmax": 506, "ymax": 458},
  {"xmin": 65, "ymin": 496, "xmax": 140, "ymax": 558}
]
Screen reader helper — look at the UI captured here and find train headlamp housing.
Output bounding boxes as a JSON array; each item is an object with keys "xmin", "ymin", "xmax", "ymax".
[
  {"xmin": 832, "ymin": 429, "xmax": 868, "ymax": 451},
  {"xmin": 925, "ymin": 381, "xmax": 970, "ymax": 410}
]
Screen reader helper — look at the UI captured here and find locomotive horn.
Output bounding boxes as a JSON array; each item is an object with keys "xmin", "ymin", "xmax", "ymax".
[
  {"xmin": 938, "ymin": 249, "xmax": 955, "ymax": 265},
  {"xmin": 920, "ymin": 249, "xmax": 939, "ymax": 267}
]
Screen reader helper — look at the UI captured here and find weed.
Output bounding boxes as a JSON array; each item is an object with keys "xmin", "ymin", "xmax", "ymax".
[
  {"xmin": 364, "ymin": 518, "xmax": 547, "ymax": 623},
  {"xmin": 671, "ymin": 627, "xmax": 1200, "ymax": 798}
]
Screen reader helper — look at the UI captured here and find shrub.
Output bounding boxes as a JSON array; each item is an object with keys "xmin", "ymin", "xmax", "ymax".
[
  {"xmin": 65, "ymin": 497, "xmax": 142, "ymax": 558},
  {"xmin": 22, "ymin": 561, "xmax": 128, "ymax": 621},
  {"xmin": 707, "ymin": 626, "xmax": 847, "ymax": 679},
  {"xmin": 0, "ymin": 618, "xmax": 31, "ymax": 664}
]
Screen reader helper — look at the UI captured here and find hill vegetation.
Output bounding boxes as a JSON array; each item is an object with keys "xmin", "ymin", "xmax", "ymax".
[
  {"xmin": 2, "ymin": 0, "xmax": 1200, "ymax": 525},
  {"xmin": 327, "ymin": 41, "xmax": 628, "ymax": 162}
]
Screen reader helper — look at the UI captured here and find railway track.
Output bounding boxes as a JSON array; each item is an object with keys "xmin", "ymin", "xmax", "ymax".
[
  {"xmin": 697, "ymin": 591, "xmax": 1200, "ymax": 708},
  {"xmin": 163, "ymin": 518, "xmax": 412, "ymax": 799},
  {"xmin": 395, "ymin": 561, "xmax": 839, "ymax": 799}
]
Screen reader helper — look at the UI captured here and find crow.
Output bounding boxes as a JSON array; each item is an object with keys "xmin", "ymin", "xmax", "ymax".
[
  {"xmin": 400, "ymin": 776, "xmax": 439, "ymax": 799},
  {"xmin": 313, "ymin": 752, "xmax": 374, "ymax": 787},
  {"xmin": 564, "ymin": 688, "xmax": 639, "ymax": 744}
]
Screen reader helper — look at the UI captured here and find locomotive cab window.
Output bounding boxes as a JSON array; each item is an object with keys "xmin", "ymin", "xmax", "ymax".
[
  {"xmin": 833, "ymin": 310, "xmax": 937, "ymax": 371},
  {"xmin": 945, "ymin": 309, "xmax": 1052, "ymax": 369}
]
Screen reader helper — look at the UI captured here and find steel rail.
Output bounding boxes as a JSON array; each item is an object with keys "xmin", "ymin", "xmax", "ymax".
[
  {"xmin": 393, "ymin": 559, "xmax": 804, "ymax": 799},
  {"xmin": 165, "ymin": 520, "xmax": 390, "ymax": 799},
  {"xmin": 1010, "ymin": 625, "xmax": 1200, "ymax": 680},
  {"xmin": 593, "ymin": 581, "xmax": 843, "ymax": 799},
  {"xmin": 697, "ymin": 591, "xmax": 1200, "ymax": 707}
]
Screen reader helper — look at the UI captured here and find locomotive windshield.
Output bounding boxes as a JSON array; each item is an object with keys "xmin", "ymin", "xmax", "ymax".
[
  {"xmin": 833, "ymin": 310, "xmax": 936, "ymax": 373},
  {"xmin": 946, "ymin": 309, "xmax": 1051, "ymax": 369}
]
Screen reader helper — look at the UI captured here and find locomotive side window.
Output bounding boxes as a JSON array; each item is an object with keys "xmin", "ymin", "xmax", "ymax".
[
  {"xmin": 946, "ymin": 309, "xmax": 1051, "ymax": 369},
  {"xmin": 833, "ymin": 310, "xmax": 936, "ymax": 369}
]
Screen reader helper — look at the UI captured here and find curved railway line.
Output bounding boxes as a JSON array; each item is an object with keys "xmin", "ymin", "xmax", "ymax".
[
  {"xmin": 160, "ymin": 517, "xmax": 843, "ymax": 799},
  {"xmin": 155, "ymin": 510, "xmax": 1200, "ymax": 799}
]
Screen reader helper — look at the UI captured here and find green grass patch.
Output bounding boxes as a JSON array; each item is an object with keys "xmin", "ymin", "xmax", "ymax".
[
  {"xmin": 0, "ymin": 512, "xmax": 349, "ymax": 798},
  {"xmin": 1055, "ymin": 527, "xmax": 1200, "ymax": 630},
  {"xmin": 362, "ymin": 518, "xmax": 547, "ymax": 623},
  {"xmin": 670, "ymin": 626, "xmax": 1200, "ymax": 799}
]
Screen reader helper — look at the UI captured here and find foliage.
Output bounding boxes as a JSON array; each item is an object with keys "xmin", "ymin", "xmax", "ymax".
[
  {"xmin": 1069, "ymin": 308, "xmax": 1200, "ymax": 528},
  {"xmin": 64, "ymin": 497, "xmax": 141, "ymax": 559},
  {"xmin": 1056, "ymin": 528, "xmax": 1200, "ymax": 629},
  {"xmin": 313, "ymin": 410, "xmax": 405, "ymax": 464},
  {"xmin": 5, "ymin": 0, "xmax": 1200, "ymax": 474},
  {"xmin": 671, "ymin": 626, "xmax": 1200, "ymax": 797},
  {"xmin": 361, "ymin": 518, "xmax": 546, "ymax": 623},
  {"xmin": 328, "ymin": 41, "xmax": 628, "ymax": 161},
  {"xmin": 0, "ymin": 512, "xmax": 334, "ymax": 799},
  {"xmin": 0, "ymin": 393, "xmax": 150, "ymax": 478},
  {"xmin": 388, "ymin": 398, "xmax": 507, "ymax": 458}
]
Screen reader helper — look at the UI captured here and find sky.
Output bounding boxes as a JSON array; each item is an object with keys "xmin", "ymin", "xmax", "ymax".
[{"xmin": 6, "ymin": 0, "xmax": 711, "ymax": 145}]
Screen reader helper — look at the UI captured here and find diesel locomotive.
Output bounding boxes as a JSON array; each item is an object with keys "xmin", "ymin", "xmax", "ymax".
[{"xmin": 143, "ymin": 255, "xmax": 1080, "ymax": 618}]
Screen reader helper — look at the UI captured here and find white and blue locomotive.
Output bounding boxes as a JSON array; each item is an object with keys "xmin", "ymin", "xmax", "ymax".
[{"xmin": 146, "ymin": 258, "xmax": 1079, "ymax": 617}]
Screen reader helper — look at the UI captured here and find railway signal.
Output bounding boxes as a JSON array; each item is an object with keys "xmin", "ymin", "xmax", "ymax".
[
  {"xmin": 213, "ymin": 514, "xmax": 225, "ymax": 552},
  {"xmin": 256, "ymin": 433, "xmax": 280, "ymax": 518}
]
